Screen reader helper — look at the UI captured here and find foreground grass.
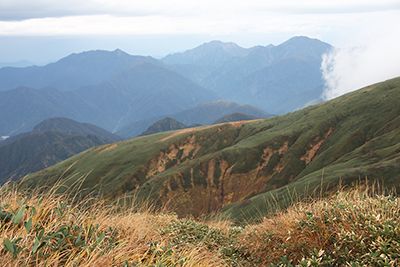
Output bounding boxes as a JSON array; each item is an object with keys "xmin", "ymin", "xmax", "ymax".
[{"xmin": 1, "ymin": 183, "xmax": 400, "ymax": 266}]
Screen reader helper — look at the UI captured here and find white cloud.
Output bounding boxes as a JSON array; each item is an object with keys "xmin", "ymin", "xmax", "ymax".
[
  {"xmin": 0, "ymin": 7, "xmax": 396, "ymax": 39},
  {"xmin": 321, "ymin": 12, "xmax": 400, "ymax": 100},
  {"xmin": 0, "ymin": 1, "xmax": 399, "ymax": 62},
  {"xmin": 1, "ymin": 0, "xmax": 399, "ymax": 21}
]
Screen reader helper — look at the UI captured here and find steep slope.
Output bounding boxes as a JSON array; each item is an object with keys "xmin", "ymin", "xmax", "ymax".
[
  {"xmin": 0, "ymin": 130, "xmax": 110, "ymax": 184},
  {"xmin": 17, "ymin": 77, "xmax": 400, "ymax": 223},
  {"xmin": 0, "ymin": 49, "xmax": 163, "ymax": 91},
  {"xmin": 116, "ymin": 100, "xmax": 269, "ymax": 138},
  {"xmin": 0, "ymin": 63, "xmax": 219, "ymax": 136}
]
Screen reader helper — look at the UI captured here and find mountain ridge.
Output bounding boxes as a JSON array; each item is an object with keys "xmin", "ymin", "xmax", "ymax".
[
  {"xmin": 0, "ymin": 49, "xmax": 164, "ymax": 91},
  {"xmin": 0, "ymin": 62, "xmax": 219, "ymax": 136},
  {"xmin": 17, "ymin": 77, "xmax": 400, "ymax": 223}
]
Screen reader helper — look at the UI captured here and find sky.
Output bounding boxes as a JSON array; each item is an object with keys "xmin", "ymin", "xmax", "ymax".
[{"xmin": 0, "ymin": 0, "xmax": 400, "ymax": 98}]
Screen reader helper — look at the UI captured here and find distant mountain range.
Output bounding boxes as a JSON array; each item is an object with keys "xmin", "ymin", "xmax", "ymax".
[
  {"xmin": 0, "ymin": 62, "xmax": 218, "ymax": 136},
  {"xmin": 0, "ymin": 60, "xmax": 34, "ymax": 68},
  {"xmin": 162, "ymin": 40, "xmax": 248, "ymax": 66},
  {"xmin": 0, "ymin": 49, "xmax": 162, "ymax": 91},
  {"xmin": 0, "ymin": 117, "xmax": 122, "ymax": 185},
  {"xmin": 0, "ymin": 36, "xmax": 332, "ymax": 138},
  {"xmin": 163, "ymin": 36, "xmax": 332, "ymax": 114}
]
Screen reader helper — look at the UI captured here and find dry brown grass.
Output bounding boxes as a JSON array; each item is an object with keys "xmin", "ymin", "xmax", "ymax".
[
  {"xmin": 239, "ymin": 185, "xmax": 400, "ymax": 266},
  {"xmin": 0, "ymin": 183, "xmax": 227, "ymax": 266},
  {"xmin": 2, "ymin": 180, "xmax": 399, "ymax": 266}
]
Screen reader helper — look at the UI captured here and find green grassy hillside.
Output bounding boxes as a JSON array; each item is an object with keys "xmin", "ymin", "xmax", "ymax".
[{"xmin": 16, "ymin": 77, "xmax": 400, "ymax": 223}]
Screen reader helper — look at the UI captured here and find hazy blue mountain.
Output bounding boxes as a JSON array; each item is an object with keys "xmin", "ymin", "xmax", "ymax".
[
  {"xmin": 0, "ymin": 60, "xmax": 34, "ymax": 68},
  {"xmin": 209, "ymin": 37, "xmax": 329, "ymax": 90},
  {"xmin": 0, "ymin": 49, "xmax": 163, "ymax": 91},
  {"xmin": 0, "ymin": 62, "xmax": 219, "ymax": 136},
  {"xmin": 116, "ymin": 99, "xmax": 270, "ymax": 138},
  {"xmin": 0, "ymin": 37, "xmax": 332, "ymax": 138},
  {"xmin": 0, "ymin": 86, "xmax": 95, "ymax": 136},
  {"xmin": 162, "ymin": 41, "xmax": 249, "ymax": 84},
  {"xmin": 223, "ymin": 57, "xmax": 324, "ymax": 112},
  {"xmin": 75, "ymin": 62, "xmax": 220, "ymax": 131},
  {"xmin": 162, "ymin": 36, "xmax": 332, "ymax": 114},
  {"xmin": 162, "ymin": 40, "xmax": 248, "ymax": 66},
  {"xmin": 269, "ymin": 85, "xmax": 324, "ymax": 115}
]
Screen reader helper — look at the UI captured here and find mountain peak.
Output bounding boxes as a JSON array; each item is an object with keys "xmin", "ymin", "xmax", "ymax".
[
  {"xmin": 161, "ymin": 40, "xmax": 248, "ymax": 66},
  {"xmin": 113, "ymin": 48, "xmax": 128, "ymax": 56}
]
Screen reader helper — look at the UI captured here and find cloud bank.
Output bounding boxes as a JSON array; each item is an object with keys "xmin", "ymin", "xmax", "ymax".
[
  {"xmin": 1, "ymin": 1, "xmax": 399, "ymax": 21},
  {"xmin": 321, "ymin": 14, "xmax": 400, "ymax": 100}
]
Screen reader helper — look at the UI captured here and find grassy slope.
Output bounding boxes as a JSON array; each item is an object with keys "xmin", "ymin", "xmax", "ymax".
[
  {"xmin": 17, "ymin": 77, "xmax": 400, "ymax": 223},
  {"xmin": 1, "ymin": 183, "xmax": 399, "ymax": 266}
]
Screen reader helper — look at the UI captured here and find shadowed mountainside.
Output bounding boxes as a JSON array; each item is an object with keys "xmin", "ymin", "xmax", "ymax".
[
  {"xmin": 0, "ymin": 131, "xmax": 110, "ymax": 184},
  {"xmin": 0, "ymin": 117, "xmax": 123, "ymax": 184}
]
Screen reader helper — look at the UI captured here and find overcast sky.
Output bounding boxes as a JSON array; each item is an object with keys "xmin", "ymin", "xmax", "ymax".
[{"xmin": 0, "ymin": 0, "xmax": 399, "ymax": 63}]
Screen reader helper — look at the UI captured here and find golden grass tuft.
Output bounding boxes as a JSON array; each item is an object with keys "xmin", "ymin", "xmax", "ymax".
[
  {"xmin": 1, "ymin": 180, "xmax": 400, "ymax": 266},
  {"xmin": 239, "ymin": 185, "xmax": 400, "ymax": 266},
  {"xmin": 0, "ymin": 183, "xmax": 227, "ymax": 266}
]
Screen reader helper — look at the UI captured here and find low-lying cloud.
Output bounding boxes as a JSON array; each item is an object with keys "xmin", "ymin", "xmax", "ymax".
[{"xmin": 321, "ymin": 17, "xmax": 400, "ymax": 100}]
